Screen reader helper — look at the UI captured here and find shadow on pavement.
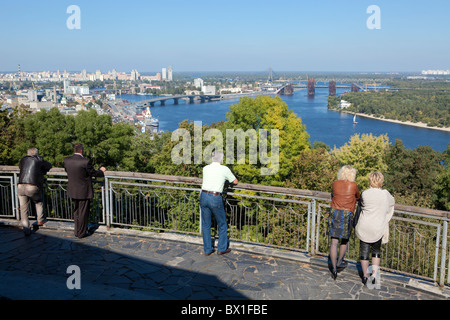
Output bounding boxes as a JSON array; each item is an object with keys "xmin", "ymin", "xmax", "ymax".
[{"xmin": 0, "ymin": 225, "xmax": 247, "ymax": 300}]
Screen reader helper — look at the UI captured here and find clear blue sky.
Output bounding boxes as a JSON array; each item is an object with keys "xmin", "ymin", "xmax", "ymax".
[{"xmin": 1, "ymin": 0, "xmax": 449, "ymax": 73}]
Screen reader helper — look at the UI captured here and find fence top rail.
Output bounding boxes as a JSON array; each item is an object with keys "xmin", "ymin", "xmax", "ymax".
[{"xmin": 1, "ymin": 165, "xmax": 449, "ymax": 219}]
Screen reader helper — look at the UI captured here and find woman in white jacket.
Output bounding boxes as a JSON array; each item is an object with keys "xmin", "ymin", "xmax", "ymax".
[{"xmin": 356, "ymin": 171, "xmax": 395, "ymax": 286}]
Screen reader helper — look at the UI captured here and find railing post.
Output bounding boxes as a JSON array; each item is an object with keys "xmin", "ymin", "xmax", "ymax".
[
  {"xmin": 440, "ymin": 220, "xmax": 448, "ymax": 287},
  {"xmin": 310, "ymin": 199, "xmax": 316, "ymax": 255},
  {"xmin": 104, "ymin": 176, "xmax": 110, "ymax": 228},
  {"xmin": 12, "ymin": 173, "xmax": 19, "ymax": 221},
  {"xmin": 434, "ymin": 224, "xmax": 441, "ymax": 283},
  {"xmin": 306, "ymin": 202, "xmax": 311, "ymax": 253},
  {"xmin": 199, "ymin": 203, "xmax": 202, "ymax": 235},
  {"xmin": 109, "ymin": 178, "xmax": 114, "ymax": 228},
  {"xmin": 199, "ymin": 190, "xmax": 203, "ymax": 236}
]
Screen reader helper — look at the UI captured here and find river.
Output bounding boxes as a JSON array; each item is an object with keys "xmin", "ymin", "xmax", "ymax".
[{"xmin": 119, "ymin": 88, "xmax": 450, "ymax": 152}]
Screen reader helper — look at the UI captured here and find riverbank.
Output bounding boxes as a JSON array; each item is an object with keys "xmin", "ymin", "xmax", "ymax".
[{"xmin": 335, "ymin": 109, "xmax": 450, "ymax": 133}]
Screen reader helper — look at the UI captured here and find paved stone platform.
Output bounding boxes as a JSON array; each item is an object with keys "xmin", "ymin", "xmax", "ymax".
[{"xmin": 0, "ymin": 220, "xmax": 448, "ymax": 301}]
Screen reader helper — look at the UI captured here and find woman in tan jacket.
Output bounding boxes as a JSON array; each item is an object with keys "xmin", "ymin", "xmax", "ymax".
[
  {"xmin": 356, "ymin": 171, "xmax": 395, "ymax": 286},
  {"xmin": 328, "ymin": 165, "xmax": 361, "ymax": 280}
]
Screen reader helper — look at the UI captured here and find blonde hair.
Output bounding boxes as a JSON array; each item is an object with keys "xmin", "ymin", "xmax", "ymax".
[
  {"xmin": 368, "ymin": 171, "xmax": 384, "ymax": 188},
  {"xmin": 337, "ymin": 165, "xmax": 357, "ymax": 182}
]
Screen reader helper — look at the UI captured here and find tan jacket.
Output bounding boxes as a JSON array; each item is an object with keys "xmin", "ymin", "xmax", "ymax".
[{"xmin": 356, "ymin": 188, "xmax": 395, "ymax": 244}]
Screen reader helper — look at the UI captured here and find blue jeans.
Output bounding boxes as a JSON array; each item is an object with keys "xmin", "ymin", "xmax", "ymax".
[{"xmin": 200, "ymin": 192, "xmax": 229, "ymax": 254}]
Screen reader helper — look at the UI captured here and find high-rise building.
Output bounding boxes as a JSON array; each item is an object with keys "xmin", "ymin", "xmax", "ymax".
[
  {"xmin": 162, "ymin": 68, "xmax": 167, "ymax": 81},
  {"xmin": 168, "ymin": 66, "xmax": 173, "ymax": 81},
  {"xmin": 194, "ymin": 78, "xmax": 204, "ymax": 88},
  {"xmin": 131, "ymin": 69, "xmax": 140, "ymax": 81},
  {"xmin": 63, "ymin": 80, "xmax": 71, "ymax": 94}
]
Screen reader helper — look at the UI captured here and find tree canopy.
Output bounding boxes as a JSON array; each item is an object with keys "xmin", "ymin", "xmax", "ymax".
[
  {"xmin": 332, "ymin": 133, "xmax": 390, "ymax": 189},
  {"xmin": 329, "ymin": 90, "xmax": 450, "ymax": 128},
  {"xmin": 225, "ymin": 96, "xmax": 310, "ymax": 185}
]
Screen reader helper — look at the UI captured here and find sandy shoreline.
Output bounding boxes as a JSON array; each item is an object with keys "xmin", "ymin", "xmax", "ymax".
[{"xmin": 337, "ymin": 110, "xmax": 450, "ymax": 133}]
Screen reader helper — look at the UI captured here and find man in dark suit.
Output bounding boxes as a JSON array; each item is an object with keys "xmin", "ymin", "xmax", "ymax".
[{"xmin": 64, "ymin": 143, "xmax": 106, "ymax": 238}]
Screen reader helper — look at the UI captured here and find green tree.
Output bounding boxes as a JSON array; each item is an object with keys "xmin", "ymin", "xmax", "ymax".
[
  {"xmin": 341, "ymin": 90, "xmax": 450, "ymax": 128},
  {"xmin": 433, "ymin": 168, "xmax": 450, "ymax": 211},
  {"xmin": 385, "ymin": 140, "xmax": 444, "ymax": 208},
  {"xmin": 225, "ymin": 96, "xmax": 310, "ymax": 186},
  {"xmin": 150, "ymin": 120, "xmax": 215, "ymax": 178},
  {"xmin": 0, "ymin": 107, "xmax": 32, "ymax": 165},
  {"xmin": 287, "ymin": 147, "xmax": 340, "ymax": 192},
  {"xmin": 4, "ymin": 107, "xmax": 136, "ymax": 169},
  {"xmin": 73, "ymin": 109, "xmax": 113, "ymax": 164},
  {"xmin": 120, "ymin": 131, "xmax": 170, "ymax": 173},
  {"xmin": 433, "ymin": 143, "xmax": 450, "ymax": 211},
  {"xmin": 11, "ymin": 108, "xmax": 75, "ymax": 166},
  {"xmin": 332, "ymin": 133, "xmax": 390, "ymax": 189}
]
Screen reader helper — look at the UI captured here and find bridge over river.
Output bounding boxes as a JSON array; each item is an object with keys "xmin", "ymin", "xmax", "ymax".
[
  {"xmin": 126, "ymin": 94, "xmax": 222, "ymax": 107},
  {"xmin": 121, "ymin": 83, "xmax": 390, "ymax": 109},
  {"xmin": 125, "ymin": 91, "xmax": 279, "ymax": 108}
]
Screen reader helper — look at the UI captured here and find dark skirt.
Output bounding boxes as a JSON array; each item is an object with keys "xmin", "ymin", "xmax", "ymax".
[{"xmin": 327, "ymin": 208, "xmax": 353, "ymax": 240}]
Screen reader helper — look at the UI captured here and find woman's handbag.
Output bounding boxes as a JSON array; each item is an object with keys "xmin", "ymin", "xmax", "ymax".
[{"xmin": 352, "ymin": 199, "xmax": 362, "ymax": 228}]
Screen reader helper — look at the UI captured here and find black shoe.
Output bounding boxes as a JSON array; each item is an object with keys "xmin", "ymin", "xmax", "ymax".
[
  {"xmin": 337, "ymin": 260, "xmax": 348, "ymax": 270},
  {"xmin": 331, "ymin": 269, "xmax": 338, "ymax": 280},
  {"xmin": 23, "ymin": 227, "xmax": 32, "ymax": 236},
  {"xmin": 362, "ymin": 277, "xmax": 368, "ymax": 285}
]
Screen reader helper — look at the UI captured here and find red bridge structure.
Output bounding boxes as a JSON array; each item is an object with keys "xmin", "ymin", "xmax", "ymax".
[
  {"xmin": 307, "ymin": 78, "xmax": 315, "ymax": 97},
  {"xmin": 329, "ymin": 81, "xmax": 336, "ymax": 96}
]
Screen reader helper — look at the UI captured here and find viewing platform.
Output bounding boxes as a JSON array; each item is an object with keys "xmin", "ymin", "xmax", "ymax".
[
  {"xmin": 0, "ymin": 166, "xmax": 449, "ymax": 301},
  {"xmin": 1, "ymin": 220, "xmax": 448, "ymax": 301}
]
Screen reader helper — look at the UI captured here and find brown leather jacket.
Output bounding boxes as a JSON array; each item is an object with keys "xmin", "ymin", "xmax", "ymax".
[{"xmin": 330, "ymin": 180, "xmax": 361, "ymax": 213}]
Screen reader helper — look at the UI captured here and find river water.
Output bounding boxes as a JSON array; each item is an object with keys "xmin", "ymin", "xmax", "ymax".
[{"xmin": 120, "ymin": 88, "xmax": 450, "ymax": 152}]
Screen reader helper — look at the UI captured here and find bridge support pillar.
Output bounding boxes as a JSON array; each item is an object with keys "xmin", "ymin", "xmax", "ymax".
[
  {"xmin": 160, "ymin": 100, "xmax": 165, "ymax": 106},
  {"xmin": 329, "ymin": 81, "xmax": 336, "ymax": 96},
  {"xmin": 174, "ymin": 98, "xmax": 179, "ymax": 105}
]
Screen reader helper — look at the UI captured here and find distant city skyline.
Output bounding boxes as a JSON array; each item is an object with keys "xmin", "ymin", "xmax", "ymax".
[{"xmin": 1, "ymin": 0, "xmax": 449, "ymax": 72}]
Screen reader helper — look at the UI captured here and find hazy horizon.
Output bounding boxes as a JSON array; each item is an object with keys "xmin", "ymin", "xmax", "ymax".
[{"xmin": 1, "ymin": 0, "xmax": 449, "ymax": 73}]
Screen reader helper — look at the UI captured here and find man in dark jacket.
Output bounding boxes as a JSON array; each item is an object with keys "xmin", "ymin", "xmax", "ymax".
[
  {"xmin": 64, "ymin": 143, "xmax": 106, "ymax": 238},
  {"xmin": 18, "ymin": 147, "xmax": 52, "ymax": 235}
]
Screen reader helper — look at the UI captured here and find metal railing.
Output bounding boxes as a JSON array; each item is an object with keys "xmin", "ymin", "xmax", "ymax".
[{"xmin": 1, "ymin": 166, "xmax": 449, "ymax": 287}]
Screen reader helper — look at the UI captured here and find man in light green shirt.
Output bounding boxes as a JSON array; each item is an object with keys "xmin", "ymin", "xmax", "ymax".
[
  {"xmin": 202, "ymin": 163, "xmax": 237, "ymax": 193},
  {"xmin": 200, "ymin": 152, "xmax": 238, "ymax": 255}
]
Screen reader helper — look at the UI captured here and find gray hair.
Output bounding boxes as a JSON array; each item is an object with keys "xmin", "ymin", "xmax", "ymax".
[
  {"xmin": 27, "ymin": 147, "xmax": 39, "ymax": 156},
  {"xmin": 212, "ymin": 151, "xmax": 224, "ymax": 164}
]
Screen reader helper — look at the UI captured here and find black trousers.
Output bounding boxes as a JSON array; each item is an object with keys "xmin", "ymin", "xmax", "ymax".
[
  {"xmin": 73, "ymin": 199, "xmax": 91, "ymax": 238},
  {"xmin": 359, "ymin": 239, "xmax": 382, "ymax": 260}
]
